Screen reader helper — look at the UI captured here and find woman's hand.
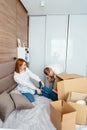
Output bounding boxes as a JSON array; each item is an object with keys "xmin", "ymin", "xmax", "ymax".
[{"xmin": 35, "ymin": 88, "xmax": 42, "ymax": 94}]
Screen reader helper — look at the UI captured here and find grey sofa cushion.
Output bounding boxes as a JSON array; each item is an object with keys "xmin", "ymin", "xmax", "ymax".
[
  {"xmin": 0, "ymin": 91, "xmax": 15, "ymax": 122},
  {"xmin": 10, "ymin": 93, "xmax": 34, "ymax": 110}
]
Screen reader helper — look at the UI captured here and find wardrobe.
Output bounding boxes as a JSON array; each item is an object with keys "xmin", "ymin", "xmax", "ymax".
[{"xmin": 29, "ymin": 15, "xmax": 87, "ymax": 81}]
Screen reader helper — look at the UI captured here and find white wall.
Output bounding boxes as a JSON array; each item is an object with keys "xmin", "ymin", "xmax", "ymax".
[
  {"xmin": 66, "ymin": 15, "xmax": 87, "ymax": 76},
  {"xmin": 45, "ymin": 15, "xmax": 68, "ymax": 72},
  {"xmin": 29, "ymin": 16, "xmax": 45, "ymax": 80}
]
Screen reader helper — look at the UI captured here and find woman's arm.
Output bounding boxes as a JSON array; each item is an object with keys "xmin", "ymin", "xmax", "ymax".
[
  {"xmin": 27, "ymin": 68, "xmax": 45, "ymax": 86},
  {"xmin": 27, "ymin": 68, "xmax": 41, "ymax": 82},
  {"xmin": 14, "ymin": 74, "xmax": 42, "ymax": 94},
  {"xmin": 14, "ymin": 72, "xmax": 36, "ymax": 90}
]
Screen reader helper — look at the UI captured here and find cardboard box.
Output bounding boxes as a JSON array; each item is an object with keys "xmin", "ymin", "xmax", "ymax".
[
  {"xmin": 50, "ymin": 100, "xmax": 76, "ymax": 130},
  {"xmin": 54, "ymin": 73, "xmax": 81, "ymax": 91},
  {"xmin": 67, "ymin": 91, "xmax": 87, "ymax": 125},
  {"xmin": 58, "ymin": 77, "xmax": 87, "ymax": 125},
  {"xmin": 56, "ymin": 73, "xmax": 82, "ymax": 82},
  {"xmin": 58, "ymin": 77, "xmax": 87, "ymax": 101}
]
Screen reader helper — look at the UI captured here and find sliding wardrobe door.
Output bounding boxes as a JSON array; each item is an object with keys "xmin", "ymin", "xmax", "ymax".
[
  {"xmin": 66, "ymin": 15, "xmax": 87, "ymax": 76},
  {"xmin": 29, "ymin": 16, "xmax": 45, "ymax": 80},
  {"xmin": 45, "ymin": 15, "xmax": 68, "ymax": 72}
]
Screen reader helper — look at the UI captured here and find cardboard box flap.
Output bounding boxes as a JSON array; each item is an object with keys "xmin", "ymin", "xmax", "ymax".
[
  {"xmin": 56, "ymin": 73, "xmax": 82, "ymax": 80},
  {"xmin": 57, "ymin": 81, "xmax": 66, "ymax": 100},
  {"xmin": 62, "ymin": 112, "xmax": 76, "ymax": 121},
  {"xmin": 50, "ymin": 101, "xmax": 62, "ymax": 113},
  {"xmin": 62, "ymin": 100, "xmax": 76, "ymax": 115},
  {"xmin": 62, "ymin": 101, "xmax": 76, "ymax": 129},
  {"xmin": 67, "ymin": 91, "xmax": 87, "ymax": 102},
  {"xmin": 68, "ymin": 102, "xmax": 87, "ymax": 125},
  {"xmin": 62, "ymin": 112, "xmax": 76, "ymax": 130},
  {"xmin": 50, "ymin": 101, "xmax": 61, "ymax": 130},
  {"xmin": 51, "ymin": 100, "xmax": 76, "ymax": 117}
]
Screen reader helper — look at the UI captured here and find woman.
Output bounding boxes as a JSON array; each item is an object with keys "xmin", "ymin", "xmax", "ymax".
[{"xmin": 14, "ymin": 58, "xmax": 58, "ymax": 102}]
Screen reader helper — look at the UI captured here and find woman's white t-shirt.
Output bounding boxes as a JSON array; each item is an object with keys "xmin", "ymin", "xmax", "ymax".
[{"xmin": 14, "ymin": 68, "xmax": 41, "ymax": 94}]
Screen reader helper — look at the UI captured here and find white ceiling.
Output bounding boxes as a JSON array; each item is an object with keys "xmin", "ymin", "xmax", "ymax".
[{"xmin": 21, "ymin": 0, "xmax": 87, "ymax": 15}]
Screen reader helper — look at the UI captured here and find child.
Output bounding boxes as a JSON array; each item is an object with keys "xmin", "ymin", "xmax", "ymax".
[{"xmin": 44, "ymin": 64, "xmax": 63, "ymax": 89}]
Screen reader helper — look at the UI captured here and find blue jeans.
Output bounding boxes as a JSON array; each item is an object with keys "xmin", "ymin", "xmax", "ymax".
[
  {"xmin": 22, "ymin": 92, "xmax": 35, "ymax": 102},
  {"xmin": 40, "ymin": 86, "xmax": 58, "ymax": 101},
  {"xmin": 22, "ymin": 86, "xmax": 58, "ymax": 103}
]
